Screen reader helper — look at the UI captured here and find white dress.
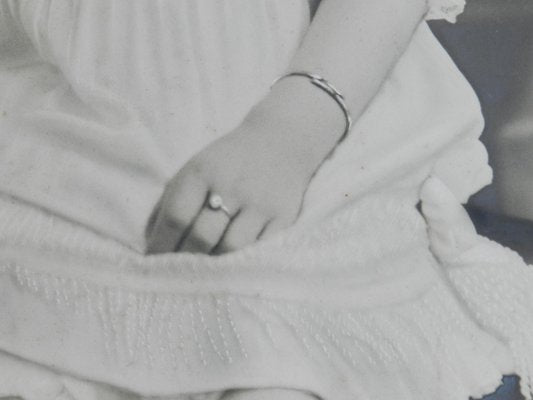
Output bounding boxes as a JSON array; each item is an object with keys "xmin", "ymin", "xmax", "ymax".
[{"xmin": 1, "ymin": 1, "xmax": 532, "ymax": 400}]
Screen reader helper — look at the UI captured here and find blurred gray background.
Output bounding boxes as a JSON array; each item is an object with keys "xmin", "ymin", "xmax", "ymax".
[{"xmin": 430, "ymin": 0, "xmax": 533, "ymax": 263}]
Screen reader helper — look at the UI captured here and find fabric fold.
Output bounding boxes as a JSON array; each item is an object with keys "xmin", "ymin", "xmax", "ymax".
[{"xmin": 0, "ymin": 190, "xmax": 517, "ymax": 400}]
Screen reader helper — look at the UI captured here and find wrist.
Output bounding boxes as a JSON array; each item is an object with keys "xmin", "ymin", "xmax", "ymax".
[{"xmin": 244, "ymin": 76, "xmax": 348, "ymax": 172}]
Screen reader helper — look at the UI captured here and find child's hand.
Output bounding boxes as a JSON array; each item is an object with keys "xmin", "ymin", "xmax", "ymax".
[
  {"xmin": 146, "ymin": 120, "xmax": 309, "ymax": 255},
  {"xmin": 146, "ymin": 79, "xmax": 345, "ymax": 255}
]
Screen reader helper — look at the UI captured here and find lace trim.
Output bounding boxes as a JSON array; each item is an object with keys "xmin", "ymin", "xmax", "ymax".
[
  {"xmin": 426, "ymin": 0, "xmax": 466, "ymax": 23},
  {"xmin": 0, "ymin": 194, "xmax": 513, "ymax": 399},
  {"xmin": 447, "ymin": 238, "xmax": 533, "ymax": 400},
  {"xmin": 0, "ymin": 261, "xmax": 509, "ymax": 400}
]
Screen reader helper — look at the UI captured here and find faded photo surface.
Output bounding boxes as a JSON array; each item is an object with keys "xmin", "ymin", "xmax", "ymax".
[{"xmin": 0, "ymin": 1, "xmax": 532, "ymax": 399}]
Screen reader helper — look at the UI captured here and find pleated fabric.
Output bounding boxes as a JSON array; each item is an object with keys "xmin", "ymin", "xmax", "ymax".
[
  {"xmin": 0, "ymin": 0, "xmax": 488, "ymax": 251},
  {"xmin": 0, "ymin": 0, "xmax": 310, "ymax": 251}
]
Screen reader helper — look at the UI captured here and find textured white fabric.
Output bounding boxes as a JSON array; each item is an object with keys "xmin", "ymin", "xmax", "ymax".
[
  {"xmin": 0, "ymin": 1, "xmax": 524, "ymax": 400},
  {"xmin": 421, "ymin": 177, "xmax": 533, "ymax": 400},
  {"xmin": 0, "ymin": 187, "xmax": 515, "ymax": 400},
  {"xmin": 0, "ymin": 177, "xmax": 530, "ymax": 400}
]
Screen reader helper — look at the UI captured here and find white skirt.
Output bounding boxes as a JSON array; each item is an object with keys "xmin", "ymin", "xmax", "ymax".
[{"xmin": 1, "ymin": 1, "xmax": 530, "ymax": 399}]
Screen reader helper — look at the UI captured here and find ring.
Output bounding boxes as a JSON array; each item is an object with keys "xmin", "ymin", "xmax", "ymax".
[{"xmin": 207, "ymin": 193, "xmax": 231, "ymax": 217}]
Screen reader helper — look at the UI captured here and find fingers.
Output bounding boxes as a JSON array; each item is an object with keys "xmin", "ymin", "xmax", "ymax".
[
  {"xmin": 420, "ymin": 176, "xmax": 478, "ymax": 262},
  {"xmin": 147, "ymin": 171, "xmax": 293, "ymax": 255},
  {"xmin": 178, "ymin": 205, "xmax": 233, "ymax": 254},
  {"xmin": 258, "ymin": 218, "xmax": 291, "ymax": 240},
  {"xmin": 421, "ymin": 176, "xmax": 476, "ymax": 238},
  {"xmin": 214, "ymin": 209, "xmax": 268, "ymax": 254},
  {"xmin": 146, "ymin": 174, "xmax": 208, "ymax": 254}
]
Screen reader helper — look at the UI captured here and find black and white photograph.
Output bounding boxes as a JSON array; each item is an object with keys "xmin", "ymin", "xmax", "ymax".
[{"xmin": 0, "ymin": 0, "xmax": 533, "ymax": 399}]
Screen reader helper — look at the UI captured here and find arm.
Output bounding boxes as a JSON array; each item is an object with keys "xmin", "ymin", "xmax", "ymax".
[
  {"xmin": 147, "ymin": 0, "xmax": 429, "ymax": 254},
  {"xmin": 247, "ymin": 0, "xmax": 428, "ymax": 172}
]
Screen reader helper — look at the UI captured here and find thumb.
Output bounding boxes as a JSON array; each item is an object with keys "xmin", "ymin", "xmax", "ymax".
[{"xmin": 420, "ymin": 176, "xmax": 479, "ymax": 263}]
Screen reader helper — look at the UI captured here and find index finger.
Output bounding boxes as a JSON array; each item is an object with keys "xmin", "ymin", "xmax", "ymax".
[{"xmin": 146, "ymin": 174, "xmax": 208, "ymax": 254}]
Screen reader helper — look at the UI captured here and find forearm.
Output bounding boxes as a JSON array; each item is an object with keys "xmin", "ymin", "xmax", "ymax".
[
  {"xmin": 245, "ymin": 0, "xmax": 428, "ymax": 173},
  {"xmin": 290, "ymin": 0, "xmax": 427, "ymax": 114}
]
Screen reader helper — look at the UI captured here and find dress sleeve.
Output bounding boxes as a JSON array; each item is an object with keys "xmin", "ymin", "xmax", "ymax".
[{"xmin": 425, "ymin": 0, "xmax": 466, "ymax": 23}]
